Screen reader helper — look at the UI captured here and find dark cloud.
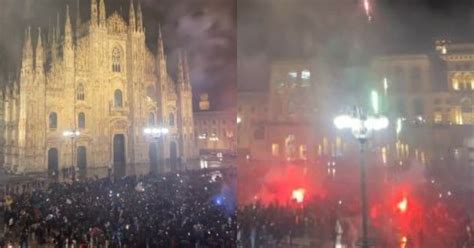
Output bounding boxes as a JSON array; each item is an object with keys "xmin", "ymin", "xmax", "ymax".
[{"xmin": 0, "ymin": 0, "xmax": 236, "ymax": 110}]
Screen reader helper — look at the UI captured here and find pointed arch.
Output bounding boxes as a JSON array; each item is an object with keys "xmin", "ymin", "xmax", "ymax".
[
  {"xmin": 78, "ymin": 112, "xmax": 86, "ymax": 129},
  {"xmin": 114, "ymin": 89, "xmax": 123, "ymax": 107},
  {"xmin": 169, "ymin": 112, "xmax": 175, "ymax": 126},
  {"xmin": 49, "ymin": 112, "xmax": 57, "ymax": 129},
  {"xmin": 77, "ymin": 83, "xmax": 85, "ymax": 101},
  {"xmin": 112, "ymin": 47, "xmax": 122, "ymax": 72}
]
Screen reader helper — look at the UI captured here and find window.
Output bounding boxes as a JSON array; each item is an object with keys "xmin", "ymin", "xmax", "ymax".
[
  {"xmin": 393, "ymin": 66, "xmax": 403, "ymax": 92},
  {"xmin": 112, "ymin": 47, "xmax": 121, "ymax": 72},
  {"xmin": 254, "ymin": 126, "xmax": 265, "ymax": 140},
  {"xmin": 398, "ymin": 100, "xmax": 406, "ymax": 116},
  {"xmin": 272, "ymin": 143, "xmax": 280, "ymax": 157},
  {"xmin": 301, "ymin": 70, "xmax": 311, "ymax": 80},
  {"xmin": 466, "ymin": 81, "xmax": 472, "ymax": 90},
  {"xmin": 411, "ymin": 67, "xmax": 421, "ymax": 91},
  {"xmin": 169, "ymin": 113, "xmax": 175, "ymax": 126},
  {"xmin": 299, "ymin": 145, "xmax": 307, "ymax": 160},
  {"xmin": 78, "ymin": 112, "xmax": 85, "ymax": 129},
  {"xmin": 301, "ymin": 70, "xmax": 311, "ymax": 87},
  {"xmin": 114, "ymin": 89, "xmax": 123, "ymax": 107},
  {"xmin": 148, "ymin": 112, "xmax": 156, "ymax": 126},
  {"xmin": 77, "ymin": 84, "xmax": 85, "ymax": 101},
  {"xmin": 434, "ymin": 112, "xmax": 443, "ymax": 123},
  {"xmin": 413, "ymin": 98, "xmax": 424, "ymax": 115},
  {"xmin": 49, "ymin": 112, "xmax": 57, "ymax": 129},
  {"xmin": 288, "ymin": 71, "xmax": 298, "ymax": 79},
  {"xmin": 288, "ymin": 71, "xmax": 298, "ymax": 84},
  {"xmin": 452, "ymin": 77, "xmax": 460, "ymax": 90}
]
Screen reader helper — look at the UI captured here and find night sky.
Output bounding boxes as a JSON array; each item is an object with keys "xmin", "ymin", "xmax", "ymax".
[
  {"xmin": 238, "ymin": 0, "xmax": 474, "ymax": 91},
  {"xmin": 0, "ymin": 0, "xmax": 236, "ymax": 111}
]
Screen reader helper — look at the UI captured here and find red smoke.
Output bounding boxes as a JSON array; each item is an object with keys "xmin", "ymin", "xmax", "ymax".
[{"xmin": 238, "ymin": 161, "xmax": 326, "ymax": 206}]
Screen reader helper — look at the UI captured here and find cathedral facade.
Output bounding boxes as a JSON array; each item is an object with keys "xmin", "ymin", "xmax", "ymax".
[{"xmin": 1, "ymin": 0, "xmax": 197, "ymax": 178}]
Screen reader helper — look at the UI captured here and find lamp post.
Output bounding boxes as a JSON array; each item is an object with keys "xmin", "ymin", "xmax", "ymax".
[
  {"xmin": 334, "ymin": 107, "xmax": 389, "ymax": 248},
  {"xmin": 144, "ymin": 127, "xmax": 169, "ymax": 173},
  {"xmin": 63, "ymin": 129, "xmax": 80, "ymax": 182}
]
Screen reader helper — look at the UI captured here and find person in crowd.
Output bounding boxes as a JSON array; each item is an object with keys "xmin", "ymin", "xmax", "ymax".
[{"xmin": 3, "ymin": 168, "xmax": 237, "ymax": 247}]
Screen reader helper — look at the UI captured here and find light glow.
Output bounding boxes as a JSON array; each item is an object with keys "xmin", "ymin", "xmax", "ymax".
[
  {"xmin": 144, "ymin": 127, "xmax": 169, "ymax": 136},
  {"xmin": 397, "ymin": 197, "xmax": 408, "ymax": 213},
  {"xmin": 63, "ymin": 130, "xmax": 80, "ymax": 137},
  {"xmin": 396, "ymin": 118, "xmax": 402, "ymax": 135},
  {"xmin": 371, "ymin": 90, "xmax": 379, "ymax": 114},
  {"xmin": 334, "ymin": 115, "xmax": 354, "ymax": 129},
  {"xmin": 301, "ymin": 70, "xmax": 311, "ymax": 80},
  {"xmin": 364, "ymin": 0, "xmax": 372, "ymax": 22},
  {"xmin": 288, "ymin": 71, "xmax": 298, "ymax": 79},
  {"xmin": 292, "ymin": 188, "xmax": 306, "ymax": 204}
]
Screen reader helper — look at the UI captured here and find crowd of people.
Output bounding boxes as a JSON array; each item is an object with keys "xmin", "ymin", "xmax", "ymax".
[
  {"xmin": 1, "ymin": 168, "xmax": 237, "ymax": 247},
  {"xmin": 237, "ymin": 181, "xmax": 474, "ymax": 248}
]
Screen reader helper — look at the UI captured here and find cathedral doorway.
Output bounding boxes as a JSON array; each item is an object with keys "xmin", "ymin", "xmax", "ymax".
[
  {"xmin": 113, "ymin": 134, "xmax": 126, "ymax": 179},
  {"xmin": 170, "ymin": 141, "xmax": 179, "ymax": 171},
  {"xmin": 77, "ymin": 146, "xmax": 87, "ymax": 180},
  {"xmin": 149, "ymin": 142, "xmax": 159, "ymax": 173},
  {"xmin": 47, "ymin": 148, "xmax": 59, "ymax": 180}
]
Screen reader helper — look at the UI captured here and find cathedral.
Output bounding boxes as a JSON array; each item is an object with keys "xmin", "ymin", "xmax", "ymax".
[{"xmin": 1, "ymin": 0, "xmax": 197, "ymax": 178}]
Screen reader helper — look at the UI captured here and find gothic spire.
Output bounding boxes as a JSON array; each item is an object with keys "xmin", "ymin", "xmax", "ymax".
[
  {"xmin": 91, "ymin": 0, "xmax": 98, "ymax": 27},
  {"xmin": 51, "ymin": 28, "xmax": 57, "ymax": 61},
  {"xmin": 35, "ymin": 27, "xmax": 44, "ymax": 73},
  {"xmin": 137, "ymin": 0, "xmax": 143, "ymax": 32},
  {"xmin": 21, "ymin": 27, "xmax": 33, "ymax": 73},
  {"xmin": 99, "ymin": 0, "xmax": 106, "ymax": 27},
  {"xmin": 177, "ymin": 50, "xmax": 185, "ymax": 86},
  {"xmin": 22, "ymin": 27, "xmax": 32, "ymax": 60},
  {"xmin": 56, "ymin": 13, "xmax": 61, "ymax": 41},
  {"xmin": 65, "ymin": 5, "xmax": 73, "ymax": 48},
  {"xmin": 157, "ymin": 24, "xmax": 165, "ymax": 60},
  {"xmin": 156, "ymin": 24, "xmax": 167, "ymax": 76},
  {"xmin": 48, "ymin": 18, "xmax": 52, "ymax": 43},
  {"xmin": 129, "ymin": 0, "xmax": 136, "ymax": 32},
  {"xmin": 183, "ymin": 51, "xmax": 191, "ymax": 87},
  {"xmin": 76, "ymin": 0, "xmax": 81, "ymax": 28}
]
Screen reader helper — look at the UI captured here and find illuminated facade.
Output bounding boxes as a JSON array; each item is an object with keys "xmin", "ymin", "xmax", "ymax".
[
  {"xmin": 371, "ymin": 42, "xmax": 474, "ymax": 166},
  {"xmin": 238, "ymin": 60, "xmax": 341, "ymax": 162},
  {"xmin": 1, "ymin": 0, "xmax": 197, "ymax": 176},
  {"xmin": 194, "ymin": 111, "xmax": 236, "ymax": 154},
  {"xmin": 240, "ymin": 42, "xmax": 474, "ymax": 166}
]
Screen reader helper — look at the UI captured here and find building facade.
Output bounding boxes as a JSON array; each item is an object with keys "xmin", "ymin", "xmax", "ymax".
[
  {"xmin": 240, "ymin": 42, "xmax": 474, "ymax": 167},
  {"xmin": 1, "ymin": 0, "xmax": 197, "ymax": 178},
  {"xmin": 194, "ymin": 111, "xmax": 236, "ymax": 154},
  {"xmin": 238, "ymin": 59, "xmax": 340, "ymax": 162},
  {"xmin": 193, "ymin": 93, "xmax": 236, "ymax": 154},
  {"xmin": 371, "ymin": 43, "xmax": 474, "ymax": 167}
]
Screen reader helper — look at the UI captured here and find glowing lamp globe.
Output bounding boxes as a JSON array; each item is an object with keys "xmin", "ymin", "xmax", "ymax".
[{"xmin": 334, "ymin": 115, "xmax": 353, "ymax": 130}]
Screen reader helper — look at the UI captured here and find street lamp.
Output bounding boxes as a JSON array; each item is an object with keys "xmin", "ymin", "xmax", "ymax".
[
  {"xmin": 143, "ymin": 127, "xmax": 170, "ymax": 137},
  {"xmin": 63, "ymin": 129, "xmax": 80, "ymax": 181},
  {"xmin": 333, "ymin": 106, "xmax": 388, "ymax": 248}
]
